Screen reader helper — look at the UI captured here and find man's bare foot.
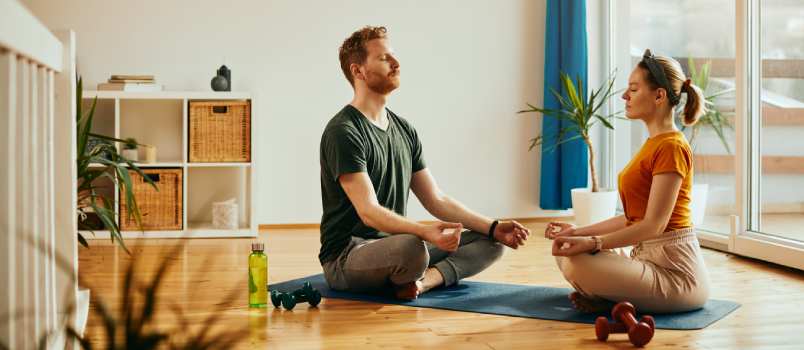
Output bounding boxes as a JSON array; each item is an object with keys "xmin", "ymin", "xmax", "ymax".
[
  {"xmin": 394, "ymin": 280, "xmax": 423, "ymax": 300},
  {"xmin": 420, "ymin": 267, "xmax": 444, "ymax": 294},
  {"xmin": 394, "ymin": 268, "xmax": 444, "ymax": 300},
  {"xmin": 569, "ymin": 291, "xmax": 614, "ymax": 313}
]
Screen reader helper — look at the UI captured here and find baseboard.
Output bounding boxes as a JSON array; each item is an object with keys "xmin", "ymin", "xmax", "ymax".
[
  {"xmin": 697, "ymin": 231, "xmax": 730, "ymax": 252},
  {"xmin": 260, "ymin": 223, "xmax": 321, "ymax": 230},
  {"xmin": 501, "ymin": 216, "xmax": 575, "ymax": 224},
  {"xmin": 259, "ymin": 216, "xmax": 573, "ymax": 231}
]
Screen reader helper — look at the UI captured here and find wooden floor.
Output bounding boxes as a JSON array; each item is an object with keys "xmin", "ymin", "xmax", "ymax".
[{"xmin": 79, "ymin": 223, "xmax": 804, "ymax": 349}]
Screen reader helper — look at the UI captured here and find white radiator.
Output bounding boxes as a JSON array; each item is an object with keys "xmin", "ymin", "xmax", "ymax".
[{"xmin": 1, "ymin": 0, "xmax": 78, "ymax": 348}]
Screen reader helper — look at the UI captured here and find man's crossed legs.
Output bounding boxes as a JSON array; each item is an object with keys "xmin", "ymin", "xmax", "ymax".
[{"xmin": 322, "ymin": 231, "xmax": 504, "ymax": 299}]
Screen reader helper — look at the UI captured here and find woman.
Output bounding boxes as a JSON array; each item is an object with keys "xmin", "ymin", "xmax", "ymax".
[{"xmin": 546, "ymin": 49, "xmax": 710, "ymax": 313}]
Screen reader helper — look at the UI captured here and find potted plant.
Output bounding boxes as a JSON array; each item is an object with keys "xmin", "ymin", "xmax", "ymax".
[
  {"xmin": 76, "ymin": 77, "xmax": 156, "ymax": 253},
  {"xmin": 76, "ymin": 77, "xmax": 158, "ymax": 333},
  {"xmin": 121, "ymin": 137, "xmax": 139, "ymax": 161},
  {"xmin": 679, "ymin": 58, "xmax": 734, "ymax": 226},
  {"xmin": 519, "ymin": 71, "xmax": 622, "ymax": 226}
]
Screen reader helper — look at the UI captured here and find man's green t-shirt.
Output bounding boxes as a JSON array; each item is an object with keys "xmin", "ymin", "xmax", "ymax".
[{"xmin": 318, "ymin": 105, "xmax": 426, "ymax": 264}]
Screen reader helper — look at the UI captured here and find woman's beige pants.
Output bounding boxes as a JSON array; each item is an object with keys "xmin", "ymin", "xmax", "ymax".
[{"xmin": 555, "ymin": 228, "xmax": 710, "ymax": 313}]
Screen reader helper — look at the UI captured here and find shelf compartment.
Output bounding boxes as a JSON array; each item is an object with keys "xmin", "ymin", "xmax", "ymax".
[
  {"xmin": 120, "ymin": 168, "xmax": 183, "ymax": 231},
  {"xmin": 119, "ymin": 99, "xmax": 183, "ymax": 164},
  {"xmin": 187, "ymin": 167, "xmax": 250, "ymax": 231},
  {"xmin": 188, "ymin": 100, "xmax": 251, "ymax": 163}
]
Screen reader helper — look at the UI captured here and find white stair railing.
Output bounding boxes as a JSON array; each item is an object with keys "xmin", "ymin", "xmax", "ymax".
[{"xmin": 1, "ymin": 0, "xmax": 78, "ymax": 348}]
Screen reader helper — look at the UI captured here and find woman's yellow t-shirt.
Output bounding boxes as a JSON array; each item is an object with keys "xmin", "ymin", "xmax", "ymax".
[{"xmin": 617, "ymin": 131, "xmax": 693, "ymax": 232}]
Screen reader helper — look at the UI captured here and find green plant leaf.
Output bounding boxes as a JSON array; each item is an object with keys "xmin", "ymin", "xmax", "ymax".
[
  {"xmin": 560, "ymin": 73, "xmax": 584, "ymax": 115},
  {"xmin": 591, "ymin": 71, "xmax": 619, "ymax": 115},
  {"xmin": 564, "ymin": 73, "xmax": 582, "ymax": 110},
  {"xmin": 77, "ymin": 99, "xmax": 97, "ymax": 161},
  {"xmin": 89, "ymin": 201, "xmax": 130, "ymax": 254},
  {"xmin": 688, "ymin": 57, "xmax": 699, "ymax": 84},
  {"xmin": 594, "ymin": 114, "xmax": 615, "ymax": 130},
  {"xmin": 116, "ymin": 166, "xmax": 141, "ymax": 223},
  {"xmin": 706, "ymin": 87, "xmax": 735, "ymax": 100},
  {"xmin": 575, "ymin": 74, "xmax": 586, "ymax": 115},
  {"xmin": 708, "ymin": 110, "xmax": 733, "ymax": 153},
  {"xmin": 549, "ymin": 86, "xmax": 574, "ymax": 112},
  {"xmin": 546, "ymin": 134, "xmax": 585, "ymax": 153},
  {"xmin": 700, "ymin": 61, "xmax": 711, "ymax": 90},
  {"xmin": 77, "ymin": 233, "xmax": 89, "ymax": 248},
  {"xmin": 528, "ymin": 136, "xmax": 543, "ymax": 151},
  {"xmin": 518, "ymin": 105, "xmax": 574, "ymax": 120}
]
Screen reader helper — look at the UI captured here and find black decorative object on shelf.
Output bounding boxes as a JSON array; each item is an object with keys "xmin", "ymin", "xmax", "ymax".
[
  {"xmin": 218, "ymin": 65, "xmax": 231, "ymax": 89},
  {"xmin": 211, "ymin": 75, "xmax": 228, "ymax": 91},
  {"xmin": 211, "ymin": 65, "xmax": 231, "ymax": 91}
]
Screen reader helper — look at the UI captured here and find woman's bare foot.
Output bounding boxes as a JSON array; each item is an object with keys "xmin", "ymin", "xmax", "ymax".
[
  {"xmin": 394, "ymin": 280, "xmax": 423, "ymax": 300},
  {"xmin": 569, "ymin": 292, "xmax": 614, "ymax": 313}
]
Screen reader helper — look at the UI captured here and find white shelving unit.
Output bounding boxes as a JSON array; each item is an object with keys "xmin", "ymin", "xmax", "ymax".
[{"xmin": 80, "ymin": 90, "xmax": 256, "ymax": 238}]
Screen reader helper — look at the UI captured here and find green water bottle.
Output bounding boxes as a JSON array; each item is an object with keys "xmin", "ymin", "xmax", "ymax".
[{"xmin": 248, "ymin": 242, "xmax": 268, "ymax": 308}]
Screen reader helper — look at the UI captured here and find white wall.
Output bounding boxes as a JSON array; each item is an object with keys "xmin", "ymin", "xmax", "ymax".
[{"xmin": 24, "ymin": 0, "xmax": 554, "ymax": 224}]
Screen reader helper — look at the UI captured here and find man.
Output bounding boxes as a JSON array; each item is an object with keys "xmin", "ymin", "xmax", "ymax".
[{"xmin": 319, "ymin": 26, "xmax": 530, "ymax": 300}]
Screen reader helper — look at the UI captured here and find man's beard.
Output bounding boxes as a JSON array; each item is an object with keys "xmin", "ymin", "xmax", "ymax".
[{"xmin": 366, "ymin": 70, "xmax": 399, "ymax": 95}]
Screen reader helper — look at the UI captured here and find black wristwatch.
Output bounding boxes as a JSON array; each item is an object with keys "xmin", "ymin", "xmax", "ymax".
[{"xmin": 488, "ymin": 220, "xmax": 499, "ymax": 243}]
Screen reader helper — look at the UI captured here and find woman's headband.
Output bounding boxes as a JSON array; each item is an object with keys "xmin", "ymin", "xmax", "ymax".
[{"xmin": 642, "ymin": 49, "xmax": 681, "ymax": 105}]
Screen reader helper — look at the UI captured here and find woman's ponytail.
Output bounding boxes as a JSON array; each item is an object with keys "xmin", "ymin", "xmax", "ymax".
[{"xmin": 681, "ymin": 79, "xmax": 706, "ymax": 126}]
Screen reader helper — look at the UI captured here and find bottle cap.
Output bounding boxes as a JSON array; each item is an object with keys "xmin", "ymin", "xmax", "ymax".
[{"xmin": 251, "ymin": 242, "xmax": 264, "ymax": 252}]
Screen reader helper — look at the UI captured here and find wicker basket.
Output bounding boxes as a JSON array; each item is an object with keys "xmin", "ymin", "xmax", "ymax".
[
  {"xmin": 189, "ymin": 100, "xmax": 251, "ymax": 162},
  {"xmin": 120, "ymin": 168, "xmax": 183, "ymax": 231}
]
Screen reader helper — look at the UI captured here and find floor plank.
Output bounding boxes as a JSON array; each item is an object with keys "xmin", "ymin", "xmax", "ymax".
[{"xmin": 79, "ymin": 223, "xmax": 804, "ymax": 349}]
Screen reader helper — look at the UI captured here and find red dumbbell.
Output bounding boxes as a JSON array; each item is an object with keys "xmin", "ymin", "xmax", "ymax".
[{"xmin": 594, "ymin": 302, "xmax": 655, "ymax": 347}]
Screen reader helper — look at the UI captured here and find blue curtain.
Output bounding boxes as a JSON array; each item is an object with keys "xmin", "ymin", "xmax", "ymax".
[{"xmin": 540, "ymin": 0, "xmax": 588, "ymax": 210}]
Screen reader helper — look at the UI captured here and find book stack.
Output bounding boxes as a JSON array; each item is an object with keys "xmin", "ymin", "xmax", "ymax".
[{"xmin": 97, "ymin": 75, "xmax": 163, "ymax": 92}]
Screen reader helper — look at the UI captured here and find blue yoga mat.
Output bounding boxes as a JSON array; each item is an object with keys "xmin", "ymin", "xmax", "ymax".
[{"xmin": 269, "ymin": 274, "xmax": 739, "ymax": 330}]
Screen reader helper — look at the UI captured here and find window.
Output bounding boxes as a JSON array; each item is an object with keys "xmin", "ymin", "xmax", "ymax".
[
  {"xmin": 608, "ymin": 0, "xmax": 804, "ymax": 269},
  {"xmin": 758, "ymin": 0, "xmax": 804, "ymax": 243},
  {"xmin": 612, "ymin": 0, "xmax": 737, "ymax": 236}
]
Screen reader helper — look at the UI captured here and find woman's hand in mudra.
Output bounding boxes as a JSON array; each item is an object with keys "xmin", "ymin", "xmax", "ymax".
[
  {"xmin": 551, "ymin": 236, "xmax": 596, "ymax": 256},
  {"xmin": 544, "ymin": 222, "xmax": 576, "ymax": 240}
]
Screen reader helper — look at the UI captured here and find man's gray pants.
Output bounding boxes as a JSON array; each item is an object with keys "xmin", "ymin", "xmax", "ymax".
[{"xmin": 322, "ymin": 231, "xmax": 505, "ymax": 292}]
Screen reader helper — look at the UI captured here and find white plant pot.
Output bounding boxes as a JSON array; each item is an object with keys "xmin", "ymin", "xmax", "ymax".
[
  {"xmin": 121, "ymin": 148, "xmax": 138, "ymax": 161},
  {"xmin": 75, "ymin": 288, "xmax": 91, "ymax": 337},
  {"xmin": 690, "ymin": 183, "xmax": 709, "ymax": 227},
  {"xmin": 571, "ymin": 188, "xmax": 618, "ymax": 227}
]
